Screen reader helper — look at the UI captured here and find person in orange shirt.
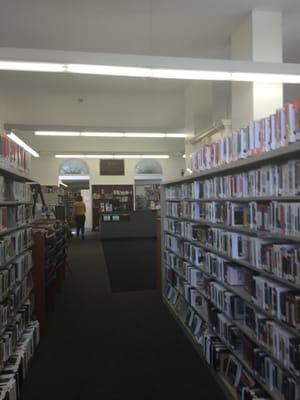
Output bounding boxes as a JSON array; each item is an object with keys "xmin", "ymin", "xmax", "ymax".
[{"xmin": 73, "ymin": 195, "xmax": 86, "ymax": 240}]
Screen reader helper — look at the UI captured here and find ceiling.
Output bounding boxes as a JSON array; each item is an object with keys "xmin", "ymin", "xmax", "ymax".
[
  {"xmin": 1, "ymin": 0, "xmax": 300, "ymax": 156},
  {"xmin": 1, "ymin": 0, "xmax": 300, "ymax": 61}
]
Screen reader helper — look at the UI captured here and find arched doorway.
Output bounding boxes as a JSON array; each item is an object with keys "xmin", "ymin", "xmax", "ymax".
[{"xmin": 58, "ymin": 159, "xmax": 91, "ymax": 230}]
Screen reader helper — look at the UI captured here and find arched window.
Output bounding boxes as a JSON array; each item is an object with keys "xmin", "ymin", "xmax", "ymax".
[
  {"xmin": 59, "ymin": 159, "xmax": 90, "ymax": 176},
  {"xmin": 135, "ymin": 159, "xmax": 162, "ymax": 175}
]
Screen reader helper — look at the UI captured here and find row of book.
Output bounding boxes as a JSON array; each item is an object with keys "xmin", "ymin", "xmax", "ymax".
[
  {"xmin": 0, "ymin": 205, "xmax": 33, "ymax": 232},
  {"xmin": 0, "ymin": 179, "xmax": 33, "ymax": 204},
  {"xmin": 0, "ymin": 274, "xmax": 33, "ymax": 334},
  {"xmin": 165, "ymin": 255, "xmax": 300, "ymax": 374},
  {"xmin": 0, "ymin": 135, "xmax": 31, "ymax": 175},
  {"xmin": 190, "ymin": 100, "xmax": 300, "ymax": 173},
  {"xmin": 164, "ymin": 219, "xmax": 300, "ymax": 284},
  {"xmin": 0, "ymin": 228, "xmax": 32, "ymax": 268},
  {"xmin": 166, "ymin": 199, "xmax": 300, "ymax": 237},
  {"xmin": 165, "ymin": 233, "xmax": 300, "ymax": 331},
  {"xmin": 0, "ymin": 320, "xmax": 39, "ymax": 400},
  {"xmin": 164, "ymin": 285, "xmax": 283, "ymax": 400},
  {"xmin": 164, "ymin": 274, "xmax": 300, "ymax": 400},
  {"xmin": 0, "ymin": 250, "xmax": 32, "ymax": 303},
  {"xmin": 166, "ymin": 261, "xmax": 300, "ymax": 385},
  {"xmin": 166, "ymin": 160, "xmax": 300, "ymax": 200}
]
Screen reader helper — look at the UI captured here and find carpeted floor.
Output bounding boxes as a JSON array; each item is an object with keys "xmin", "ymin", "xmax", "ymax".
[
  {"xmin": 102, "ymin": 238, "xmax": 156, "ymax": 293},
  {"xmin": 21, "ymin": 233, "xmax": 226, "ymax": 400}
]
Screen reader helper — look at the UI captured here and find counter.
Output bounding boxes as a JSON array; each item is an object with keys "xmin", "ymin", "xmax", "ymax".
[{"xmin": 99, "ymin": 210, "xmax": 158, "ymax": 239}]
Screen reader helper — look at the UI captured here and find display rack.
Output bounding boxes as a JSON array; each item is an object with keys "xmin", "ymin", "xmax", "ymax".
[
  {"xmin": 92, "ymin": 184, "xmax": 133, "ymax": 231},
  {"xmin": 162, "ymin": 140, "xmax": 300, "ymax": 400}
]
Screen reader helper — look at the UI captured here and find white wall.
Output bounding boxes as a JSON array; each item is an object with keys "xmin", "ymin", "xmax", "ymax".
[{"xmin": 31, "ymin": 155, "xmax": 184, "ymax": 185}]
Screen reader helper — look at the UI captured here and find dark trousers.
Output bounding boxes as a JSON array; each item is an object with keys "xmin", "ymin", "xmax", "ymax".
[{"xmin": 75, "ymin": 215, "xmax": 86, "ymax": 238}]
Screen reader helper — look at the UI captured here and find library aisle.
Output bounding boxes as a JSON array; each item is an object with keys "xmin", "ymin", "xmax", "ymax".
[{"xmin": 21, "ymin": 234, "xmax": 225, "ymax": 400}]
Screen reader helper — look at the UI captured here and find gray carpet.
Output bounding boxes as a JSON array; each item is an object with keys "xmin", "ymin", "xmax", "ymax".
[{"xmin": 21, "ymin": 233, "xmax": 226, "ymax": 400}]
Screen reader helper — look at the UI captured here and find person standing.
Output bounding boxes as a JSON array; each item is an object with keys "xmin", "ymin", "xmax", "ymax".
[{"xmin": 73, "ymin": 195, "xmax": 86, "ymax": 239}]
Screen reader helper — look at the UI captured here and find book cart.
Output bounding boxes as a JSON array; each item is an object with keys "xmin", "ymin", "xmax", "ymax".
[
  {"xmin": 162, "ymin": 138, "xmax": 300, "ymax": 400},
  {"xmin": 0, "ymin": 134, "xmax": 40, "ymax": 398}
]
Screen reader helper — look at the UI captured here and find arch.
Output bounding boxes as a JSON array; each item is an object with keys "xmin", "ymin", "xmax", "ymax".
[
  {"xmin": 134, "ymin": 159, "xmax": 162, "ymax": 175},
  {"xmin": 59, "ymin": 159, "xmax": 90, "ymax": 176}
]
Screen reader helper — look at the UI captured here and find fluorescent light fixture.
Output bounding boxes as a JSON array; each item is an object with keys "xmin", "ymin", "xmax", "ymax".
[
  {"xmin": 55, "ymin": 154, "xmax": 169, "ymax": 159},
  {"xmin": 1, "ymin": 60, "xmax": 300, "ymax": 83},
  {"xmin": 231, "ymin": 72, "xmax": 300, "ymax": 84},
  {"xmin": 67, "ymin": 64, "xmax": 152, "ymax": 77},
  {"xmin": 59, "ymin": 182, "xmax": 68, "ymax": 187},
  {"xmin": 35, "ymin": 131, "xmax": 80, "ymax": 136},
  {"xmin": 124, "ymin": 133, "xmax": 165, "ymax": 138},
  {"xmin": 34, "ymin": 131, "xmax": 187, "ymax": 138},
  {"xmin": 186, "ymin": 168, "xmax": 193, "ymax": 174},
  {"xmin": 152, "ymin": 69, "xmax": 231, "ymax": 80},
  {"xmin": 81, "ymin": 132, "xmax": 124, "ymax": 137},
  {"xmin": 8, "ymin": 132, "xmax": 39, "ymax": 158},
  {"xmin": 59, "ymin": 175, "xmax": 90, "ymax": 180},
  {"xmin": 165, "ymin": 133, "xmax": 187, "ymax": 138},
  {"xmin": 0, "ymin": 61, "xmax": 66, "ymax": 73}
]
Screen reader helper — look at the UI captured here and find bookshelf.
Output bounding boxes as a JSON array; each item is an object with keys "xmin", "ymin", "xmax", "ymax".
[
  {"xmin": 92, "ymin": 184, "xmax": 133, "ymax": 231},
  {"xmin": 162, "ymin": 141, "xmax": 300, "ymax": 400},
  {"xmin": 41, "ymin": 185, "xmax": 68, "ymax": 221},
  {"xmin": 0, "ymin": 133, "xmax": 40, "ymax": 397},
  {"xmin": 31, "ymin": 219, "xmax": 68, "ymax": 329}
]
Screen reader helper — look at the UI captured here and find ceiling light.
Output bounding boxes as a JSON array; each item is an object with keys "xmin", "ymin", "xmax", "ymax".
[
  {"xmin": 34, "ymin": 131, "xmax": 186, "ymax": 138},
  {"xmin": 165, "ymin": 133, "xmax": 187, "ymax": 138},
  {"xmin": 0, "ymin": 61, "xmax": 66, "ymax": 73},
  {"xmin": 35, "ymin": 131, "xmax": 80, "ymax": 136},
  {"xmin": 231, "ymin": 72, "xmax": 300, "ymax": 84},
  {"xmin": 67, "ymin": 64, "xmax": 152, "ymax": 77},
  {"xmin": 152, "ymin": 69, "xmax": 231, "ymax": 80},
  {"xmin": 8, "ymin": 132, "xmax": 39, "ymax": 157},
  {"xmin": 81, "ymin": 132, "xmax": 124, "ymax": 137},
  {"xmin": 59, "ymin": 182, "xmax": 68, "ymax": 187},
  {"xmin": 123, "ymin": 133, "xmax": 165, "ymax": 138},
  {"xmin": 182, "ymin": 154, "xmax": 186, "ymax": 158},
  {"xmin": 59, "ymin": 175, "xmax": 90, "ymax": 181},
  {"xmin": 55, "ymin": 154, "xmax": 169, "ymax": 159}
]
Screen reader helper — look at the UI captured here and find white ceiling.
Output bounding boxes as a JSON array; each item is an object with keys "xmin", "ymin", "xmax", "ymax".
[
  {"xmin": 0, "ymin": 0, "xmax": 300, "ymax": 61},
  {"xmin": 1, "ymin": 0, "xmax": 300, "ymax": 156}
]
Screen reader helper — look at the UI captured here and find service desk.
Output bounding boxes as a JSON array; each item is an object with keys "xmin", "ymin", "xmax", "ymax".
[{"xmin": 99, "ymin": 210, "xmax": 158, "ymax": 239}]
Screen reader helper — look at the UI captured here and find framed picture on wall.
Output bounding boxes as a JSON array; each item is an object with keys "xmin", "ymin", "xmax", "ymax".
[{"xmin": 100, "ymin": 159, "xmax": 125, "ymax": 175}]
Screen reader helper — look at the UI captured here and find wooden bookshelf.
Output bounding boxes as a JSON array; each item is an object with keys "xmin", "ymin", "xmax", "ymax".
[{"xmin": 161, "ymin": 142, "xmax": 300, "ymax": 400}]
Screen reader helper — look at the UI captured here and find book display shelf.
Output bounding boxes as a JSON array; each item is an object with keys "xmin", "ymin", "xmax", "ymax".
[
  {"xmin": 0, "ymin": 134, "xmax": 40, "ymax": 399},
  {"xmin": 92, "ymin": 184, "xmax": 133, "ymax": 231},
  {"xmin": 31, "ymin": 219, "xmax": 68, "ymax": 334},
  {"xmin": 162, "ymin": 102, "xmax": 300, "ymax": 400}
]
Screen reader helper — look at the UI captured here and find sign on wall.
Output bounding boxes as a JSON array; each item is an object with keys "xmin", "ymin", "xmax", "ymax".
[{"xmin": 100, "ymin": 159, "xmax": 125, "ymax": 175}]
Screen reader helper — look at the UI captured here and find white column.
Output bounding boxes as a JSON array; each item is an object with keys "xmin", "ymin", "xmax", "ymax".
[
  {"xmin": 231, "ymin": 10, "xmax": 283, "ymax": 130},
  {"xmin": 184, "ymin": 82, "xmax": 213, "ymax": 168}
]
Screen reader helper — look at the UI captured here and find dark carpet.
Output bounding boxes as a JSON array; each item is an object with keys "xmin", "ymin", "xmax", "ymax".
[
  {"xmin": 21, "ymin": 233, "xmax": 226, "ymax": 400},
  {"xmin": 102, "ymin": 238, "xmax": 156, "ymax": 293}
]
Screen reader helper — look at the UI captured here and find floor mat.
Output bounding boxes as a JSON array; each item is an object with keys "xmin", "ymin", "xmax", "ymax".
[{"xmin": 102, "ymin": 238, "xmax": 157, "ymax": 293}]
